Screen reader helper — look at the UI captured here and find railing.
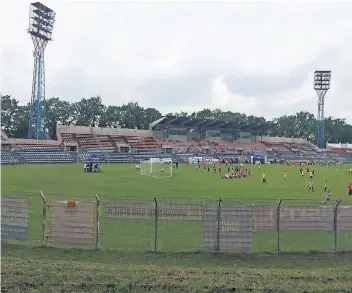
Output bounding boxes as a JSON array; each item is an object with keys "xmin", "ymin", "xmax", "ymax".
[{"xmin": 1, "ymin": 192, "xmax": 351, "ymax": 254}]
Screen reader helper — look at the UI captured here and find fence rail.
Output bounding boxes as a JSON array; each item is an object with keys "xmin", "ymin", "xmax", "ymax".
[{"xmin": 1, "ymin": 192, "xmax": 352, "ymax": 254}]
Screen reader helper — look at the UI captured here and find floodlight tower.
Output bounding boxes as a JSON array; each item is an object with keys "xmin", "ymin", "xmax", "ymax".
[
  {"xmin": 314, "ymin": 70, "xmax": 331, "ymax": 149},
  {"xmin": 27, "ymin": 2, "xmax": 56, "ymax": 139}
]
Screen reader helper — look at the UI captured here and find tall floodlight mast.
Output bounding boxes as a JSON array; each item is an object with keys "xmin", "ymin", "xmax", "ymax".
[
  {"xmin": 27, "ymin": 2, "xmax": 56, "ymax": 139},
  {"xmin": 314, "ymin": 70, "xmax": 331, "ymax": 149}
]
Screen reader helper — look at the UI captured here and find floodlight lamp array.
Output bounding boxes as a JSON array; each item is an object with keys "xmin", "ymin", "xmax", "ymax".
[
  {"xmin": 314, "ymin": 71, "xmax": 331, "ymax": 91},
  {"xmin": 28, "ymin": 2, "xmax": 56, "ymax": 41}
]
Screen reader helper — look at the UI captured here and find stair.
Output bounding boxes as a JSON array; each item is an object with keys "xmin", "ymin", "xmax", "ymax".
[
  {"xmin": 72, "ymin": 133, "xmax": 80, "ymax": 147},
  {"xmin": 108, "ymin": 136, "xmax": 119, "ymax": 151},
  {"xmin": 261, "ymin": 141, "xmax": 271, "ymax": 148}
]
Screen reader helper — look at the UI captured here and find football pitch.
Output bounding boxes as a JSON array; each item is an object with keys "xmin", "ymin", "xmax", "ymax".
[{"xmin": 2, "ymin": 163, "xmax": 352, "ymax": 292}]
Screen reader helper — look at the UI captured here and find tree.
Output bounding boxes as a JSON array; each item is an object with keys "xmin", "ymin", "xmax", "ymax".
[
  {"xmin": 1, "ymin": 95, "xmax": 29, "ymax": 138},
  {"xmin": 1, "ymin": 95, "xmax": 18, "ymax": 135},
  {"xmin": 44, "ymin": 97, "xmax": 73, "ymax": 139},
  {"xmin": 99, "ymin": 106, "xmax": 122, "ymax": 128},
  {"xmin": 72, "ymin": 96, "xmax": 105, "ymax": 126},
  {"xmin": 1, "ymin": 93, "xmax": 352, "ymax": 143}
]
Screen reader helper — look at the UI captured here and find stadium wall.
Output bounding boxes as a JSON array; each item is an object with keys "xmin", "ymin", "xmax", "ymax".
[
  {"xmin": 327, "ymin": 143, "xmax": 352, "ymax": 149},
  {"xmin": 8, "ymin": 138, "xmax": 60, "ymax": 146},
  {"xmin": 255, "ymin": 136, "xmax": 307, "ymax": 143}
]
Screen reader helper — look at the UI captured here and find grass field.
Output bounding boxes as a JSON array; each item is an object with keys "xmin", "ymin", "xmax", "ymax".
[{"xmin": 2, "ymin": 163, "xmax": 352, "ymax": 292}]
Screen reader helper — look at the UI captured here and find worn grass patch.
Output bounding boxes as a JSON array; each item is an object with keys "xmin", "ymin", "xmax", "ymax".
[{"xmin": 2, "ymin": 243, "xmax": 352, "ymax": 293}]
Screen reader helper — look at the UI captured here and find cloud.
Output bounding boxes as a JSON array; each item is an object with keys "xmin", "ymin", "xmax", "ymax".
[{"xmin": 1, "ymin": 1, "xmax": 352, "ymax": 123}]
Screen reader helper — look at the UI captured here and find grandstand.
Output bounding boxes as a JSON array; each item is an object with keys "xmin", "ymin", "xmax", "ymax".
[
  {"xmin": 326, "ymin": 143, "xmax": 352, "ymax": 163},
  {"xmin": 1, "ymin": 116, "xmax": 350, "ymax": 164}
]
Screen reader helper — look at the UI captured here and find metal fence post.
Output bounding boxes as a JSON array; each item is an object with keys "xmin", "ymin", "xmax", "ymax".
[
  {"xmin": 216, "ymin": 198, "xmax": 222, "ymax": 253},
  {"xmin": 95, "ymin": 194, "xmax": 100, "ymax": 251},
  {"xmin": 40, "ymin": 191, "xmax": 47, "ymax": 247},
  {"xmin": 333, "ymin": 199, "xmax": 342, "ymax": 252},
  {"xmin": 154, "ymin": 197, "xmax": 158, "ymax": 253},
  {"xmin": 276, "ymin": 199, "xmax": 283, "ymax": 254}
]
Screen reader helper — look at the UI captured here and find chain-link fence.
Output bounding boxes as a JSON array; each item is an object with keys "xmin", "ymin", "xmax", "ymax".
[{"xmin": 2, "ymin": 191, "xmax": 351, "ymax": 253}]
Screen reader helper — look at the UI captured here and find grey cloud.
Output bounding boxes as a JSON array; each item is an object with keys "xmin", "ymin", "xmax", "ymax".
[{"xmin": 134, "ymin": 74, "xmax": 213, "ymax": 107}]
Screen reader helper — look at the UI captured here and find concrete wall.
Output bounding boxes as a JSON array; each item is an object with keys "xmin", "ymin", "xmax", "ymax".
[
  {"xmin": 8, "ymin": 138, "xmax": 60, "ymax": 145},
  {"xmin": 254, "ymin": 136, "xmax": 307, "ymax": 143},
  {"xmin": 327, "ymin": 143, "xmax": 352, "ymax": 149}
]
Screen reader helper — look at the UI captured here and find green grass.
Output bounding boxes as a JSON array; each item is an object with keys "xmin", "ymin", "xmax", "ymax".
[{"xmin": 2, "ymin": 163, "xmax": 352, "ymax": 292}]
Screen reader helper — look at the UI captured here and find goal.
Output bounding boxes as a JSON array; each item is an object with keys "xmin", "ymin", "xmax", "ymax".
[{"xmin": 140, "ymin": 158, "xmax": 173, "ymax": 178}]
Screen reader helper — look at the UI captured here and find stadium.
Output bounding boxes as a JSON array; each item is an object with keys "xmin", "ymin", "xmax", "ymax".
[
  {"xmin": 2, "ymin": 2, "xmax": 352, "ymax": 293},
  {"xmin": 2, "ymin": 117, "xmax": 352, "ymax": 166},
  {"xmin": 2, "ymin": 116, "xmax": 352, "ymax": 292}
]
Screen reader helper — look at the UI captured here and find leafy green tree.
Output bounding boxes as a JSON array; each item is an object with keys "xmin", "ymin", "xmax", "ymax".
[
  {"xmin": 72, "ymin": 96, "xmax": 105, "ymax": 126},
  {"xmin": 1, "ymin": 93, "xmax": 352, "ymax": 143}
]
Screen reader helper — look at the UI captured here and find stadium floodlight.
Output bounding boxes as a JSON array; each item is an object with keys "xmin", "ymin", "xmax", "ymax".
[
  {"xmin": 27, "ymin": 2, "xmax": 56, "ymax": 140},
  {"xmin": 314, "ymin": 71, "xmax": 331, "ymax": 149},
  {"xmin": 140, "ymin": 158, "xmax": 173, "ymax": 178}
]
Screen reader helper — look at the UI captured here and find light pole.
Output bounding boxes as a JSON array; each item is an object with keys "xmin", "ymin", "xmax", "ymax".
[
  {"xmin": 27, "ymin": 2, "xmax": 56, "ymax": 139},
  {"xmin": 314, "ymin": 70, "xmax": 331, "ymax": 149}
]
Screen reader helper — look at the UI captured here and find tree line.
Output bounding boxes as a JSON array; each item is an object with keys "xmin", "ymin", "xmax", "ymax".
[{"xmin": 1, "ymin": 94, "xmax": 352, "ymax": 143}]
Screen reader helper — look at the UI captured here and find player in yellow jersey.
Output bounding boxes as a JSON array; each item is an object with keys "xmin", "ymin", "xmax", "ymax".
[{"xmin": 284, "ymin": 172, "xmax": 287, "ymax": 180}]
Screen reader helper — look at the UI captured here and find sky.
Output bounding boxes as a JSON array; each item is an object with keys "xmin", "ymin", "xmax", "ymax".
[{"xmin": 1, "ymin": 0, "xmax": 352, "ymax": 123}]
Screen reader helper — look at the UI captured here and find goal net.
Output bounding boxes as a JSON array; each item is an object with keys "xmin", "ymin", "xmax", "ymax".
[{"xmin": 140, "ymin": 158, "xmax": 173, "ymax": 178}]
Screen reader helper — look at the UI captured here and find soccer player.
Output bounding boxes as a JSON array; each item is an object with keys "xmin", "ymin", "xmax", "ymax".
[
  {"xmin": 349, "ymin": 168, "xmax": 352, "ymax": 174},
  {"xmin": 262, "ymin": 173, "xmax": 267, "ymax": 183},
  {"xmin": 301, "ymin": 170, "xmax": 305, "ymax": 178},
  {"xmin": 324, "ymin": 180, "xmax": 328, "ymax": 192},
  {"xmin": 324, "ymin": 190, "xmax": 331, "ymax": 204},
  {"xmin": 309, "ymin": 171, "xmax": 313, "ymax": 180},
  {"xmin": 348, "ymin": 183, "xmax": 352, "ymax": 196},
  {"xmin": 308, "ymin": 180, "xmax": 314, "ymax": 192},
  {"xmin": 283, "ymin": 172, "xmax": 287, "ymax": 180}
]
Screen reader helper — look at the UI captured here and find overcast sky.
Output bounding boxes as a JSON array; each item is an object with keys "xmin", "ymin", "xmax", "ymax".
[{"xmin": 1, "ymin": 1, "xmax": 352, "ymax": 123}]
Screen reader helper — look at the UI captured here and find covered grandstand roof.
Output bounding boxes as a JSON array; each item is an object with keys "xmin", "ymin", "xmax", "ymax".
[{"xmin": 150, "ymin": 116, "xmax": 270, "ymax": 133}]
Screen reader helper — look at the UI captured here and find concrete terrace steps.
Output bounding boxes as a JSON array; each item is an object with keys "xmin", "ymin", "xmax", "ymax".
[{"xmin": 107, "ymin": 136, "xmax": 120, "ymax": 151}]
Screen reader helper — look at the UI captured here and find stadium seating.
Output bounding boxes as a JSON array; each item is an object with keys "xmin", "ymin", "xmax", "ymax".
[
  {"xmin": 17, "ymin": 150, "xmax": 74, "ymax": 164},
  {"xmin": 108, "ymin": 153, "xmax": 132, "ymax": 163},
  {"xmin": 132, "ymin": 150, "xmax": 161, "ymax": 161},
  {"xmin": 17, "ymin": 144, "xmax": 61, "ymax": 151},
  {"xmin": 75, "ymin": 134, "xmax": 103, "ymax": 150},
  {"xmin": 125, "ymin": 136, "xmax": 160, "ymax": 151},
  {"xmin": 342, "ymin": 154, "xmax": 352, "ymax": 163},
  {"xmin": 78, "ymin": 152, "xmax": 107, "ymax": 163},
  {"xmin": 228, "ymin": 141, "xmax": 267, "ymax": 153},
  {"xmin": 95, "ymin": 135, "xmax": 116, "ymax": 151},
  {"xmin": 61, "ymin": 133, "xmax": 76, "ymax": 144},
  {"xmin": 1, "ymin": 151, "xmax": 18, "ymax": 164},
  {"xmin": 110, "ymin": 135, "xmax": 127, "ymax": 146},
  {"xmin": 261, "ymin": 141, "xmax": 290, "ymax": 153},
  {"xmin": 175, "ymin": 153, "xmax": 194, "ymax": 162},
  {"xmin": 280, "ymin": 152, "xmax": 306, "ymax": 161},
  {"xmin": 77, "ymin": 152, "xmax": 132, "ymax": 163}
]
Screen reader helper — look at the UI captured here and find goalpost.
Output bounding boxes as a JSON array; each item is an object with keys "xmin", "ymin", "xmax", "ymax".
[{"xmin": 140, "ymin": 158, "xmax": 173, "ymax": 178}]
